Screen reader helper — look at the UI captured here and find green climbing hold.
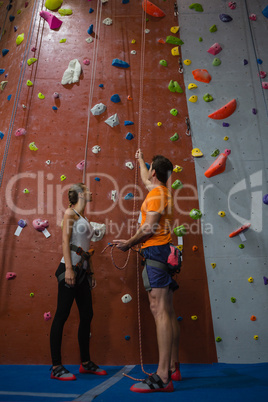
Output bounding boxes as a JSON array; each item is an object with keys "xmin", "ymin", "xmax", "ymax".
[
  {"xmin": 168, "ymin": 80, "xmax": 183, "ymax": 93},
  {"xmin": 159, "ymin": 60, "xmax": 167, "ymax": 66},
  {"xmin": 172, "ymin": 180, "xmax": 183, "ymax": 190},
  {"xmin": 27, "ymin": 58, "xmax": 37, "ymax": 66},
  {"xmin": 209, "ymin": 24, "xmax": 217, "ymax": 33},
  {"xmin": 189, "ymin": 208, "xmax": 202, "ymax": 219},
  {"xmin": 58, "ymin": 8, "xmax": 73, "ymax": 15},
  {"xmin": 212, "ymin": 58, "xmax": 221, "ymax": 66},
  {"xmin": 189, "ymin": 3, "xmax": 204, "ymax": 12},
  {"xmin": 199, "ymin": 37, "xmax": 203, "ymax": 42},
  {"xmin": 239, "ymin": 244, "xmax": 245, "ymax": 249},
  {"xmin": 231, "ymin": 297, "xmax": 236, "ymax": 303},
  {"xmin": 174, "ymin": 225, "xmax": 186, "ymax": 236},
  {"xmin": 211, "ymin": 149, "xmax": 220, "ymax": 157},
  {"xmin": 170, "ymin": 133, "xmax": 179, "ymax": 141},
  {"xmin": 216, "ymin": 337, "xmax": 222, "ymax": 342},
  {"xmin": 203, "ymin": 93, "xmax": 213, "ymax": 102},
  {"xmin": 27, "ymin": 80, "xmax": 33, "ymax": 86},
  {"xmin": 38, "ymin": 92, "xmax": 45, "ymax": 99},
  {"xmin": 16, "ymin": 33, "xmax": 24, "ymax": 45},
  {"xmin": 166, "ymin": 36, "xmax": 184, "ymax": 46},
  {"xmin": 60, "ymin": 38, "xmax": 66, "ymax": 43},
  {"xmin": 170, "ymin": 108, "xmax": 178, "ymax": 116},
  {"xmin": 45, "ymin": 0, "xmax": 63, "ymax": 11}
]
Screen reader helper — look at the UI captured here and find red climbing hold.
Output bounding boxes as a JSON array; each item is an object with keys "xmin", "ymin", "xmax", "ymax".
[
  {"xmin": 208, "ymin": 99, "xmax": 236, "ymax": 120},
  {"xmin": 142, "ymin": 0, "xmax": 165, "ymax": 18},
  {"xmin": 204, "ymin": 149, "xmax": 231, "ymax": 178},
  {"xmin": 229, "ymin": 223, "xmax": 251, "ymax": 238},
  {"xmin": 192, "ymin": 69, "xmax": 212, "ymax": 83}
]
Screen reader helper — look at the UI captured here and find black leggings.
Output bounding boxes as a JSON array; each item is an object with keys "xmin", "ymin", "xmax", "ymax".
[{"xmin": 50, "ymin": 264, "xmax": 93, "ymax": 366}]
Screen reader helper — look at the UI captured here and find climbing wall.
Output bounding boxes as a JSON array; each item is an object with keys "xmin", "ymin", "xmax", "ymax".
[
  {"xmin": 0, "ymin": 0, "xmax": 217, "ymax": 365},
  {"xmin": 178, "ymin": 0, "xmax": 268, "ymax": 363}
]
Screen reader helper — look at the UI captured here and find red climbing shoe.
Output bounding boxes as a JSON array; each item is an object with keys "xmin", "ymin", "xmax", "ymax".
[
  {"xmin": 79, "ymin": 361, "xmax": 107, "ymax": 375},
  {"xmin": 130, "ymin": 373, "xmax": 174, "ymax": 393},
  {"xmin": 171, "ymin": 362, "xmax": 182, "ymax": 381},
  {"xmin": 50, "ymin": 365, "xmax": 76, "ymax": 381}
]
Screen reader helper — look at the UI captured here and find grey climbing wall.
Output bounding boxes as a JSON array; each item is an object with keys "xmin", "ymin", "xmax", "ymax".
[{"xmin": 177, "ymin": 0, "xmax": 268, "ymax": 363}]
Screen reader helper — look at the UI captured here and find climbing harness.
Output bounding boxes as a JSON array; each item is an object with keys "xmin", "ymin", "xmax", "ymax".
[{"xmin": 185, "ymin": 117, "xmax": 191, "ymax": 136}]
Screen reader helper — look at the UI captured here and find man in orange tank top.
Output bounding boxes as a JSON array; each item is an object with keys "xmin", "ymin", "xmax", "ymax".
[{"xmin": 114, "ymin": 149, "xmax": 181, "ymax": 393}]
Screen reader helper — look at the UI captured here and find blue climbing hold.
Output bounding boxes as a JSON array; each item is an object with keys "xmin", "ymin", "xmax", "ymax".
[
  {"xmin": 0, "ymin": 131, "xmax": 4, "ymax": 140},
  {"xmin": 2, "ymin": 49, "xmax": 9, "ymax": 57},
  {"xmin": 122, "ymin": 0, "xmax": 130, "ymax": 3},
  {"xmin": 222, "ymin": 122, "xmax": 229, "ymax": 127},
  {"xmin": 126, "ymin": 132, "xmax": 134, "ymax": 140},
  {"xmin": 7, "ymin": 95, "xmax": 12, "ymax": 101},
  {"xmin": 262, "ymin": 6, "xmax": 268, "ymax": 18},
  {"xmin": 89, "ymin": 8, "xmax": 94, "ymax": 13},
  {"xmin": 52, "ymin": 106, "xmax": 58, "ymax": 110},
  {"xmin": 111, "ymin": 94, "xmax": 121, "ymax": 103},
  {"xmin": 125, "ymin": 335, "xmax": 131, "ymax": 340},
  {"xmin": 177, "ymin": 316, "xmax": 183, "ymax": 321},
  {"xmin": 0, "ymin": 69, "xmax": 5, "ymax": 75},
  {"xmin": 124, "ymin": 193, "xmax": 134, "ymax": 200},
  {"xmin": 99, "ymin": 84, "xmax": 104, "ymax": 88},
  {"xmin": 95, "ymin": 177, "xmax": 101, "ymax": 181},
  {"xmin": 219, "ymin": 13, "xmax": 232, "ymax": 22},
  {"xmin": 87, "ymin": 24, "xmax": 93, "ymax": 34},
  {"xmin": 145, "ymin": 162, "xmax": 150, "ymax": 170},
  {"xmin": 112, "ymin": 58, "xmax": 130, "ymax": 68},
  {"xmin": 124, "ymin": 120, "xmax": 134, "ymax": 126},
  {"xmin": 243, "ymin": 59, "xmax": 248, "ymax": 65},
  {"xmin": 9, "ymin": 15, "xmax": 15, "ymax": 22},
  {"xmin": 6, "ymin": 4, "xmax": 12, "ymax": 11},
  {"xmin": 257, "ymin": 59, "xmax": 263, "ymax": 64}
]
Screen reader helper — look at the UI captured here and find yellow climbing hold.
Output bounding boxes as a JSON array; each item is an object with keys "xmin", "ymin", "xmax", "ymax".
[
  {"xmin": 211, "ymin": 263, "xmax": 216, "ymax": 269},
  {"xmin": 191, "ymin": 315, "xmax": 198, "ymax": 321},
  {"xmin": 177, "ymin": 245, "xmax": 183, "ymax": 251},
  {"xmin": 0, "ymin": 81, "xmax": 8, "ymax": 91},
  {"xmin": 188, "ymin": 83, "xmax": 198, "ymax": 90},
  {"xmin": 157, "ymin": 122, "xmax": 162, "ymax": 127},
  {"xmin": 45, "ymin": 0, "xmax": 63, "ymax": 11},
  {"xmin": 131, "ymin": 39, "xmax": 136, "ymax": 44},
  {"xmin": 184, "ymin": 59, "xmax": 192, "ymax": 65},
  {"xmin": 27, "ymin": 80, "xmax": 33, "ymax": 86},
  {"xmin": 60, "ymin": 175, "xmax": 66, "ymax": 181},
  {"xmin": 171, "ymin": 47, "xmax": 180, "ymax": 56},
  {"xmin": 58, "ymin": 8, "xmax": 73, "ymax": 16},
  {"xmin": 173, "ymin": 165, "xmax": 183, "ymax": 173},
  {"xmin": 192, "ymin": 148, "xmax": 203, "ymax": 157},
  {"xmin": 17, "ymin": 9, "xmax": 21, "ymax": 14},
  {"xmin": 27, "ymin": 58, "xmax": 37, "ymax": 66},
  {"xmin": 29, "ymin": 142, "xmax": 38, "ymax": 151},
  {"xmin": 218, "ymin": 211, "xmax": 226, "ymax": 217},
  {"xmin": 254, "ymin": 335, "xmax": 259, "ymax": 340},
  {"xmin": 170, "ymin": 26, "xmax": 180, "ymax": 34},
  {"xmin": 59, "ymin": 38, "xmax": 67, "ymax": 43},
  {"xmin": 189, "ymin": 95, "xmax": 198, "ymax": 103},
  {"xmin": 16, "ymin": 33, "xmax": 24, "ymax": 45},
  {"xmin": 248, "ymin": 277, "xmax": 254, "ymax": 283},
  {"xmin": 224, "ymin": 136, "xmax": 229, "ymax": 141},
  {"xmin": 38, "ymin": 93, "xmax": 45, "ymax": 99}
]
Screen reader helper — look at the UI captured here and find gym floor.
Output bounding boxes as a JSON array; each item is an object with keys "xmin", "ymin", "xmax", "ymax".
[{"xmin": 0, "ymin": 363, "xmax": 267, "ymax": 401}]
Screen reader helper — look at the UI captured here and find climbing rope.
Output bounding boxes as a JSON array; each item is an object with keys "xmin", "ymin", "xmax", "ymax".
[{"xmin": 0, "ymin": 0, "xmax": 43, "ymax": 188}]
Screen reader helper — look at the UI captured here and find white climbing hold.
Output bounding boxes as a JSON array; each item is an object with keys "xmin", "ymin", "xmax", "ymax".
[
  {"xmin": 105, "ymin": 113, "xmax": 119, "ymax": 127},
  {"xmin": 92, "ymin": 145, "xmax": 101, "ymax": 154},
  {"xmin": 61, "ymin": 59, "xmax": 82, "ymax": 85},
  {"xmin": 131, "ymin": 50, "xmax": 137, "ymax": 55},
  {"xmin": 103, "ymin": 17, "xmax": 112, "ymax": 25},
  {"xmin": 111, "ymin": 190, "xmax": 117, "ymax": 202},
  {"xmin": 145, "ymin": 29, "xmax": 150, "ymax": 34},
  {"xmin": 86, "ymin": 37, "xmax": 93, "ymax": 43},
  {"xmin": 126, "ymin": 162, "xmax": 134, "ymax": 169},
  {"xmin": 90, "ymin": 222, "xmax": 106, "ymax": 242},
  {"xmin": 91, "ymin": 103, "xmax": 107, "ymax": 116},
  {"xmin": 121, "ymin": 294, "xmax": 132, "ymax": 304}
]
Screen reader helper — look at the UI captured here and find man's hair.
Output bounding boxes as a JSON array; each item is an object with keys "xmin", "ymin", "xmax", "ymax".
[{"xmin": 151, "ymin": 155, "xmax": 173, "ymax": 184}]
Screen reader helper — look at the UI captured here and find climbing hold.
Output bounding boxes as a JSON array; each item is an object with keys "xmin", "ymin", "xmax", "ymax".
[
  {"xmin": 215, "ymin": 337, "xmax": 222, "ymax": 342},
  {"xmin": 168, "ymin": 80, "xmax": 183, "ymax": 93},
  {"xmin": 92, "ymin": 145, "xmax": 101, "ymax": 154},
  {"xmin": 170, "ymin": 133, "xmax": 179, "ymax": 142},
  {"xmin": 105, "ymin": 114, "xmax": 119, "ymax": 127},
  {"xmin": 112, "ymin": 58, "xmax": 130, "ymax": 68},
  {"xmin": 145, "ymin": 29, "xmax": 150, "ymax": 34},
  {"xmin": 157, "ymin": 122, "xmax": 162, "ymax": 127},
  {"xmin": 0, "ymin": 131, "xmax": 4, "ymax": 140},
  {"xmin": 59, "ymin": 38, "xmax": 66, "ymax": 43},
  {"xmin": 26, "ymin": 81, "xmax": 33, "ymax": 88},
  {"xmin": 170, "ymin": 26, "xmax": 180, "ymax": 34},
  {"xmin": 91, "ymin": 103, "xmax": 107, "ymax": 115},
  {"xmin": 211, "ymin": 263, "xmax": 216, "ymax": 269},
  {"xmin": 127, "ymin": 95, "xmax": 132, "ymax": 100},
  {"xmin": 177, "ymin": 316, "xmax": 183, "ymax": 321},
  {"xmin": 38, "ymin": 93, "xmax": 45, "ymax": 99},
  {"xmin": 189, "ymin": 95, "xmax": 198, "ymax": 103},
  {"xmin": 262, "ymin": 5, "xmax": 268, "ymax": 18},
  {"xmin": 58, "ymin": 9, "xmax": 73, "ymax": 16},
  {"xmin": 32, "ymin": 218, "xmax": 49, "ymax": 232},
  {"xmin": 30, "ymin": 293, "xmax": 34, "ymax": 297},
  {"xmin": 31, "ymin": 47, "xmax": 37, "ymax": 52},
  {"xmin": 111, "ymin": 190, "xmax": 117, "ymax": 202},
  {"xmin": 53, "ymin": 92, "xmax": 60, "ymax": 99},
  {"xmin": 209, "ymin": 25, "xmax": 217, "ymax": 33},
  {"xmin": 61, "ymin": 59, "xmax": 82, "ymax": 85},
  {"xmin": 126, "ymin": 132, "xmax": 134, "ymax": 140},
  {"xmin": 83, "ymin": 59, "xmax": 90, "ymax": 65},
  {"xmin": 89, "ymin": 8, "xmax": 94, "ymax": 13},
  {"xmin": 219, "ymin": 14, "xmax": 233, "ymax": 22},
  {"xmin": 45, "ymin": 0, "xmax": 63, "ymax": 10},
  {"xmin": 263, "ymin": 276, "xmax": 268, "ymax": 285},
  {"xmin": 7, "ymin": 94, "xmax": 11, "ymax": 101},
  {"xmin": 130, "ymin": 50, "xmax": 137, "ymax": 55},
  {"xmin": 121, "ymin": 294, "xmax": 132, "ymax": 303},
  {"xmin": 239, "ymin": 244, "xmax": 245, "ymax": 249},
  {"xmin": 166, "ymin": 36, "xmax": 184, "ymax": 46},
  {"xmin": 158, "ymin": 38, "xmax": 165, "ymax": 44},
  {"xmin": 231, "ymin": 297, "xmax": 236, "ymax": 303},
  {"xmin": 94, "ymin": 177, "xmax": 100, "ymax": 182},
  {"xmin": 183, "ymin": 59, "xmax": 191, "ymax": 65},
  {"xmin": 208, "ymin": 99, "xmax": 237, "ymax": 120},
  {"xmin": 212, "ymin": 58, "xmax": 221, "ymax": 66},
  {"xmin": 189, "ymin": 3, "xmax": 203, "ymax": 12},
  {"xmin": 125, "ymin": 162, "xmax": 134, "ymax": 169},
  {"xmin": 46, "ymin": 160, "xmax": 51, "ymax": 165},
  {"xmin": 191, "ymin": 148, "xmax": 203, "ymax": 157},
  {"xmin": 124, "ymin": 193, "xmax": 134, "ymax": 200},
  {"xmin": 250, "ymin": 315, "xmax": 256, "ymax": 321},
  {"xmin": 170, "ymin": 108, "xmax": 178, "ymax": 116},
  {"xmin": 0, "ymin": 69, "xmax": 5, "ymax": 75},
  {"xmin": 44, "ymin": 312, "xmax": 52, "ymax": 321},
  {"xmin": 99, "ymin": 84, "xmax": 104, "ymax": 88},
  {"xmin": 131, "ymin": 39, "xmax": 136, "ymax": 44},
  {"xmin": 27, "ymin": 58, "xmax": 37, "ymax": 66},
  {"xmin": 76, "ymin": 160, "xmax": 85, "ymax": 170},
  {"xmin": 60, "ymin": 175, "xmax": 66, "ymax": 181},
  {"xmin": 0, "ymin": 81, "xmax": 8, "ymax": 91},
  {"xmin": 188, "ymin": 83, "xmax": 198, "ymax": 90},
  {"xmin": 190, "ymin": 209, "xmax": 202, "ymax": 219},
  {"xmin": 110, "ymin": 94, "xmax": 121, "ymax": 103},
  {"xmin": 223, "ymin": 122, "xmax": 230, "ymax": 127},
  {"xmin": 86, "ymin": 37, "xmax": 93, "ymax": 43},
  {"xmin": 263, "ymin": 194, "xmax": 268, "ymax": 205},
  {"xmin": 199, "ymin": 37, "xmax": 203, "ymax": 42},
  {"xmin": 15, "ymin": 128, "xmax": 26, "ymax": 137},
  {"xmin": 52, "ymin": 106, "xmax": 58, "ymax": 110},
  {"xmin": 258, "ymin": 71, "xmax": 266, "ymax": 79},
  {"xmin": 262, "ymin": 82, "xmax": 268, "ymax": 89},
  {"xmin": 224, "ymin": 136, "xmax": 229, "ymax": 141},
  {"xmin": 192, "ymin": 245, "xmax": 198, "ymax": 252},
  {"xmin": 257, "ymin": 59, "xmax": 263, "ymax": 65},
  {"xmin": 191, "ymin": 315, "xmax": 198, "ymax": 320},
  {"xmin": 87, "ymin": 24, "xmax": 94, "ymax": 34},
  {"xmin": 159, "ymin": 60, "xmax": 167, "ymax": 66},
  {"xmin": 228, "ymin": 2, "xmax": 236, "ymax": 10},
  {"xmin": 203, "ymin": 93, "xmax": 213, "ymax": 103},
  {"xmin": 141, "ymin": 0, "xmax": 165, "ymax": 18},
  {"xmin": 6, "ymin": 272, "xmax": 17, "ymax": 280},
  {"xmin": 218, "ymin": 211, "xmax": 226, "ymax": 217},
  {"xmin": 171, "ymin": 47, "xmax": 180, "ymax": 56},
  {"xmin": 192, "ymin": 69, "xmax": 211, "ymax": 83},
  {"xmin": 211, "ymin": 149, "xmax": 219, "ymax": 157},
  {"xmin": 243, "ymin": 59, "xmax": 248, "ymax": 65},
  {"xmin": 207, "ymin": 43, "xmax": 222, "ymax": 55},
  {"xmin": 9, "ymin": 15, "xmax": 15, "ymax": 22},
  {"xmin": 174, "ymin": 225, "xmax": 186, "ymax": 236},
  {"xmin": 254, "ymin": 335, "xmax": 259, "ymax": 340},
  {"xmin": 16, "ymin": 33, "xmax": 24, "ymax": 45},
  {"xmin": 229, "ymin": 223, "xmax": 251, "ymax": 238},
  {"xmin": 124, "ymin": 121, "xmax": 134, "ymax": 126},
  {"xmin": 125, "ymin": 335, "xmax": 131, "ymax": 341},
  {"xmin": 29, "ymin": 142, "xmax": 38, "ymax": 151},
  {"xmin": 173, "ymin": 165, "xmax": 183, "ymax": 172},
  {"xmin": 204, "ymin": 149, "xmax": 231, "ymax": 178},
  {"xmin": 40, "ymin": 10, "xmax": 63, "ymax": 30},
  {"xmin": 248, "ymin": 277, "xmax": 253, "ymax": 283},
  {"xmin": 103, "ymin": 18, "xmax": 113, "ymax": 25},
  {"xmin": 249, "ymin": 14, "xmax": 257, "ymax": 21},
  {"xmin": 172, "ymin": 180, "xmax": 183, "ymax": 190}
]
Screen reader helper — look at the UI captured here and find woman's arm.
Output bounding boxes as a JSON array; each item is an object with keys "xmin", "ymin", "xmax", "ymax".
[{"xmin": 62, "ymin": 208, "xmax": 76, "ymax": 286}]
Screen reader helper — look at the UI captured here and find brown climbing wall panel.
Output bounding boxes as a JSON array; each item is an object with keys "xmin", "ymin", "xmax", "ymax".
[{"xmin": 0, "ymin": 0, "xmax": 217, "ymax": 365}]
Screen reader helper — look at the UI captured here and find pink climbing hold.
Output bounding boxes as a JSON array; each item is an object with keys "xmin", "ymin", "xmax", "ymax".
[
  {"xmin": 15, "ymin": 128, "xmax": 26, "ymax": 137},
  {"xmin": 76, "ymin": 160, "xmax": 85, "ymax": 170},
  {"xmin": 207, "ymin": 43, "xmax": 222, "ymax": 56},
  {"xmin": 40, "ymin": 10, "xmax": 63, "ymax": 30},
  {"xmin": 192, "ymin": 69, "xmax": 212, "ymax": 83},
  {"xmin": 6, "ymin": 272, "xmax": 17, "ymax": 280},
  {"xmin": 32, "ymin": 218, "xmax": 49, "ymax": 232},
  {"xmin": 83, "ymin": 59, "xmax": 90, "ymax": 65},
  {"xmin": 262, "ymin": 82, "xmax": 268, "ymax": 89},
  {"xmin": 228, "ymin": 1, "xmax": 236, "ymax": 9},
  {"xmin": 249, "ymin": 14, "xmax": 256, "ymax": 21},
  {"xmin": 44, "ymin": 312, "xmax": 52, "ymax": 321},
  {"xmin": 258, "ymin": 71, "xmax": 267, "ymax": 79}
]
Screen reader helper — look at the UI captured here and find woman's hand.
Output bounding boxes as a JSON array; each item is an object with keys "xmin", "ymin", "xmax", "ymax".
[
  {"xmin": 65, "ymin": 268, "xmax": 76, "ymax": 287},
  {"xmin": 91, "ymin": 274, "xmax": 97, "ymax": 289}
]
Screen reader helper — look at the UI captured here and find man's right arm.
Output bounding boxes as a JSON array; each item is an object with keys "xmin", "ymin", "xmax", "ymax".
[{"xmin": 135, "ymin": 149, "xmax": 153, "ymax": 191}]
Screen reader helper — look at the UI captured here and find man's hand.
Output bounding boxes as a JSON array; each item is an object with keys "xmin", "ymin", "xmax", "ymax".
[
  {"xmin": 135, "ymin": 149, "xmax": 144, "ymax": 161},
  {"xmin": 113, "ymin": 239, "xmax": 131, "ymax": 252}
]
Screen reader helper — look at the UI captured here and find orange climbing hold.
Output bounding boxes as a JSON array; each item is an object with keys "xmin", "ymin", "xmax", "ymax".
[
  {"xmin": 229, "ymin": 223, "xmax": 251, "ymax": 238},
  {"xmin": 192, "ymin": 69, "xmax": 212, "ymax": 83},
  {"xmin": 204, "ymin": 149, "xmax": 231, "ymax": 178},
  {"xmin": 208, "ymin": 99, "xmax": 237, "ymax": 120},
  {"xmin": 158, "ymin": 38, "xmax": 165, "ymax": 44},
  {"xmin": 142, "ymin": 0, "xmax": 166, "ymax": 17}
]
